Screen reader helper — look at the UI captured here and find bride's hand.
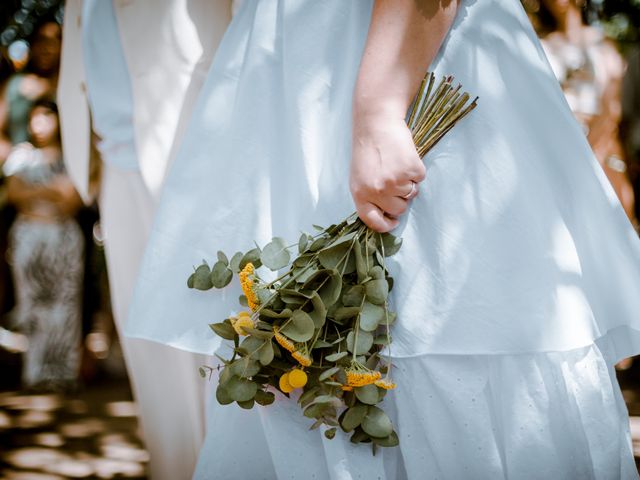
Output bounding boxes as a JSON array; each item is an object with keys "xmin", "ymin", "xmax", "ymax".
[{"xmin": 350, "ymin": 108, "xmax": 426, "ymax": 232}]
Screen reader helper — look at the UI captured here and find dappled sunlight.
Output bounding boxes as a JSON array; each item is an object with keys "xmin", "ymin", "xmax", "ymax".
[
  {"xmin": 14, "ymin": 410, "xmax": 54, "ymax": 429},
  {"xmin": 104, "ymin": 401, "xmax": 137, "ymax": 418},
  {"xmin": 0, "ymin": 382, "xmax": 148, "ymax": 478},
  {"xmin": 32, "ymin": 432, "xmax": 65, "ymax": 448},
  {"xmin": 59, "ymin": 418, "xmax": 106, "ymax": 439}
]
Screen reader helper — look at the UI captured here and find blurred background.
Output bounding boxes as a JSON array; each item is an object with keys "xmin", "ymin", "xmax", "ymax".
[
  {"xmin": 0, "ymin": 0, "xmax": 638, "ymax": 478},
  {"xmin": 0, "ymin": 1, "xmax": 148, "ymax": 479}
]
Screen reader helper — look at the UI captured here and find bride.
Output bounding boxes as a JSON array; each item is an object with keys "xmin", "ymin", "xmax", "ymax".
[{"xmin": 126, "ymin": 0, "xmax": 640, "ymax": 478}]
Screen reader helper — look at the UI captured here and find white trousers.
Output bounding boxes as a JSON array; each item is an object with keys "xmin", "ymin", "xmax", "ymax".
[{"xmin": 100, "ymin": 162, "xmax": 206, "ymax": 480}]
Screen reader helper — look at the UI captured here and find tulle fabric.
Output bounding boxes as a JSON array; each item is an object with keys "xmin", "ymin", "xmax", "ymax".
[{"xmin": 194, "ymin": 339, "xmax": 637, "ymax": 479}]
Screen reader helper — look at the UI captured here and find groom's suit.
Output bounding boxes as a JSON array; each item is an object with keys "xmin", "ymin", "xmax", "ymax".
[{"xmin": 58, "ymin": 1, "xmax": 232, "ymax": 478}]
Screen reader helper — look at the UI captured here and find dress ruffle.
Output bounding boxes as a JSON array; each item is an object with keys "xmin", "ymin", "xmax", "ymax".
[{"xmin": 194, "ymin": 338, "xmax": 637, "ymax": 480}]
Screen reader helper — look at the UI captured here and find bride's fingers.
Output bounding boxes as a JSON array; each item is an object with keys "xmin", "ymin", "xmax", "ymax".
[
  {"xmin": 356, "ymin": 201, "xmax": 399, "ymax": 233},
  {"xmin": 375, "ymin": 195, "xmax": 409, "ymax": 217}
]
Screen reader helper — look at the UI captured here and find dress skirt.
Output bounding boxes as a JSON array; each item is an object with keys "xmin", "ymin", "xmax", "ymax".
[{"xmin": 125, "ymin": 0, "xmax": 640, "ymax": 477}]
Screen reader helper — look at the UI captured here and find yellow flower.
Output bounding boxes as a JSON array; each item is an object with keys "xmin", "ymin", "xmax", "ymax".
[
  {"xmin": 292, "ymin": 350, "xmax": 312, "ymax": 367},
  {"xmin": 374, "ymin": 379, "xmax": 397, "ymax": 390},
  {"xmin": 341, "ymin": 385, "xmax": 353, "ymax": 392},
  {"xmin": 239, "ymin": 263, "xmax": 259, "ymax": 311},
  {"xmin": 345, "ymin": 362, "xmax": 381, "ymax": 387},
  {"xmin": 288, "ymin": 369, "xmax": 308, "ymax": 388},
  {"xmin": 273, "ymin": 327, "xmax": 296, "ymax": 353},
  {"xmin": 279, "ymin": 373, "xmax": 294, "ymax": 393},
  {"xmin": 231, "ymin": 313, "xmax": 254, "ymax": 336}
]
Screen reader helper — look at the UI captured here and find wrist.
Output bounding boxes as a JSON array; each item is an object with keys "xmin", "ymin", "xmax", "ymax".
[{"xmin": 353, "ymin": 93, "xmax": 409, "ymax": 121}]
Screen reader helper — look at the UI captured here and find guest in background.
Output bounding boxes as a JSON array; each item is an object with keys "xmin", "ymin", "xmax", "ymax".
[
  {"xmin": 0, "ymin": 17, "xmax": 61, "ymax": 159},
  {"xmin": 538, "ymin": 0, "xmax": 636, "ymax": 222},
  {"xmin": 622, "ymin": 45, "xmax": 640, "ymax": 222},
  {"xmin": 4, "ymin": 98, "xmax": 83, "ymax": 390}
]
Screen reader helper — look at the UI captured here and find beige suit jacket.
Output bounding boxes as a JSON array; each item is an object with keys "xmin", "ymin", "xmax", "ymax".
[{"xmin": 58, "ymin": 0, "xmax": 232, "ymax": 203}]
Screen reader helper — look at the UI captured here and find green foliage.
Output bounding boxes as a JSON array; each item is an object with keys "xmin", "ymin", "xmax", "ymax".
[{"xmin": 189, "ymin": 72, "xmax": 478, "ymax": 450}]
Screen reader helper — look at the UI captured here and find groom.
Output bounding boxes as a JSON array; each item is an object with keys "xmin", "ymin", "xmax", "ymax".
[{"xmin": 58, "ymin": 0, "xmax": 231, "ymax": 478}]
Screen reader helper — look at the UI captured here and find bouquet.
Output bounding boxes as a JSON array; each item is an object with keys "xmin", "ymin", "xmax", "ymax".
[{"xmin": 188, "ymin": 73, "xmax": 477, "ymax": 449}]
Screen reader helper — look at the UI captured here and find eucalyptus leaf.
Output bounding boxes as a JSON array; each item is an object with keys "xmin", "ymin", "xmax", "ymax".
[
  {"xmin": 324, "ymin": 351, "xmax": 349, "ymax": 362},
  {"xmin": 293, "ymin": 253, "xmax": 315, "ymax": 267},
  {"xmin": 230, "ymin": 251, "xmax": 244, "ymax": 272},
  {"xmin": 298, "ymin": 233, "xmax": 310, "ymax": 253},
  {"xmin": 298, "ymin": 387, "xmax": 319, "ymax": 407},
  {"xmin": 256, "ymin": 288, "xmax": 272, "ymax": 305},
  {"xmin": 241, "ymin": 327, "xmax": 273, "ymax": 340},
  {"xmin": 365, "ymin": 279, "xmax": 388, "ymax": 305},
  {"xmin": 309, "ymin": 237, "xmax": 328, "ymax": 252},
  {"xmin": 261, "ymin": 237, "xmax": 290, "ymax": 270},
  {"xmin": 229, "ymin": 357, "xmax": 261, "ymax": 378},
  {"xmin": 350, "ymin": 428, "xmax": 372, "ymax": 444},
  {"xmin": 293, "ymin": 266, "xmax": 317, "ymax": 283},
  {"xmin": 280, "ymin": 309, "xmax": 315, "ymax": 342},
  {"xmin": 361, "ymin": 406, "xmax": 393, "ymax": 438},
  {"xmin": 240, "ymin": 248, "xmax": 262, "ymax": 270},
  {"xmin": 238, "ymin": 336, "xmax": 265, "ymax": 358},
  {"xmin": 215, "ymin": 384, "xmax": 234, "ymax": 405},
  {"xmin": 255, "ymin": 390, "xmax": 275, "ymax": 406},
  {"xmin": 307, "ymin": 291, "xmax": 327, "ymax": 329},
  {"xmin": 259, "ymin": 308, "xmax": 292, "ymax": 319},
  {"xmin": 319, "ymin": 366, "xmax": 341, "ymax": 381},
  {"xmin": 317, "ymin": 270, "xmax": 342, "ymax": 308},
  {"xmin": 324, "ymin": 381, "xmax": 344, "ymax": 387},
  {"xmin": 372, "ymin": 431, "xmax": 399, "ymax": 447},
  {"xmin": 346, "ymin": 330, "xmax": 374, "ymax": 355},
  {"xmin": 373, "ymin": 335, "xmax": 391, "ymax": 346},
  {"xmin": 226, "ymin": 376, "xmax": 258, "ymax": 402},
  {"xmin": 379, "ymin": 233, "xmax": 403, "ymax": 257},
  {"xmin": 193, "ymin": 264, "xmax": 213, "ymax": 290},
  {"xmin": 237, "ymin": 398, "xmax": 255, "ymax": 409},
  {"xmin": 334, "ymin": 306, "xmax": 361, "ymax": 322},
  {"xmin": 211, "ymin": 261, "xmax": 233, "ymax": 288},
  {"xmin": 359, "ymin": 302, "xmax": 385, "ymax": 332},
  {"xmin": 310, "ymin": 395, "xmax": 342, "ymax": 408},
  {"xmin": 317, "ymin": 240, "xmax": 353, "ymax": 271},
  {"xmin": 354, "ymin": 238, "xmax": 368, "ymax": 284},
  {"xmin": 354, "ymin": 384, "xmax": 379, "ymax": 405},
  {"xmin": 304, "ymin": 403, "xmax": 329, "ymax": 419},
  {"xmin": 278, "ymin": 289, "xmax": 308, "ymax": 307},
  {"xmin": 369, "ymin": 266, "xmax": 384, "ymax": 280},
  {"xmin": 342, "ymin": 286, "xmax": 365, "ymax": 307},
  {"xmin": 217, "ymin": 251, "xmax": 229, "ymax": 265},
  {"xmin": 219, "ymin": 365, "xmax": 232, "ymax": 385},
  {"xmin": 209, "ymin": 322, "xmax": 236, "ymax": 341},
  {"xmin": 187, "ymin": 273, "xmax": 195, "ymax": 288},
  {"xmin": 341, "ymin": 404, "xmax": 369, "ymax": 432},
  {"xmin": 258, "ymin": 341, "xmax": 274, "ymax": 366},
  {"xmin": 324, "ymin": 427, "xmax": 337, "ymax": 440},
  {"xmin": 239, "ymin": 295, "xmax": 248, "ymax": 307}
]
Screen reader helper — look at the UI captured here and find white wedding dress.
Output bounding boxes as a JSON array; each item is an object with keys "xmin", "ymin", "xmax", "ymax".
[{"xmin": 125, "ymin": 0, "xmax": 640, "ymax": 478}]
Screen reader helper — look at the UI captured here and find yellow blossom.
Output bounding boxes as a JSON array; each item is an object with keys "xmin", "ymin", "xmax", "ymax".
[
  {"xmin": 288, "ymin": 369, "xmax": 308, "ymax": 388},
  {"xmin": 279, "ymin": 373, "xmax": 294, "ymax": 393},
  {"xmin": 292, "ymin": 350, "xmax": 312, "ymax": 367},
  {"xmin": 231, "ymin": 314, "xmax": 254, "ymax": 336},
  {"xmin": 273, "ymin": 327, "xmax": 296, "ymax": 353},
  {"xmin": 374, "ymin": 379, "xmax": 397, "ymax": 390},
  {"xmin": 345, "ymin": 363, "xmax": 381, "ymax": 387},
  {"xmin": 239, "ymin": 263, "xmax": 259, "ymax": 311}
]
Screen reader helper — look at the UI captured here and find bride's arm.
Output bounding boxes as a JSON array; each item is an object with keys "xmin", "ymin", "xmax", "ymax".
[{"xmin": 351, "ymin": 0, "xmax": 458, "ymax": 232}]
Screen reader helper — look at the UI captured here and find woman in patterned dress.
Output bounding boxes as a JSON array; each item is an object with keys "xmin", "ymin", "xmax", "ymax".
[{"xmin": 4, "ymin": 99, "xmax": 83, "ymax": 390}]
